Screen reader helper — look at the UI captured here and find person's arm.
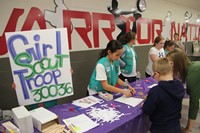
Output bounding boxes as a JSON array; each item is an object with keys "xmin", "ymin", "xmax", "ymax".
[
  {"xmin": 177, "ymin": 41, "xmax": 185, "ymax": 51},
  {"xmin": 100, "ymin": 80, "xmax": 132, "ymax": 97},
  {"xmin": 12, "ymin": 82, "xmax": 16, "ymax": 89},
  {"xmin": 183, "ymin": 92, "xmax": 200, "ymax": 132},
  {"xmin": 120, "ymin": 10, "xmax": 136, "ymax": 15},
  {"xmin": 117, "ymin": 78, "xmax": 136, "ymax": 94},
  {"xmin": 182, "ymin": 119, "xmax": 195, "ymax": 133},
  {"xmin": 150, "ymin": 54, "xmax": 158, "ymax": 62},
  {"xmin": 149, "ymin": 47, "xmax": 159, "ymax": 62},
  {"xmin": 96, "ymin": 64, "xmax": 132, "ymax": 97},
  {"xmin": 183, "ymin": 67, "xmax": 200, "ymax": 132},
  {"xmin": 70, "ymin": 67, "xmax": 73, "ymax": 75},
  {"xmin": 119, "ymin": 47, "xmax": 126, "ymax": 67},
  {"xmin": 142, "ymin": 89, "xmax": 157, "ymax": 115},
  {"xmin": 119, "ymin": 59, "xmax": 126, "ymax": 67}
]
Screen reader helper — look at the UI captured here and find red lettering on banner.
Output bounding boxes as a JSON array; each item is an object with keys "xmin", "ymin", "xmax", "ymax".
[
  {"xmin": 188, "ymin": 23, "xmax": 200, "ymax": 41},
  {"xmin": 22, "ymin": 7, "xmax": 46, "ymax": 31},
  {"xmin": 63, "ymin": 10, "xmax": 92, "ymax": 49},
  {"xmin": 171, "ymin": 21, "xmax": 177, "ymax": 40},
  {"xmin": 0, "ymin": 8, "xmax": 24, "ymax": 55},
  {"xmin": 151, "ymin": 19, "xmax": 162, "ymax": 42},
  {"xmin": 180, "ymin": 23, "xmax": 187, "ymax": 41},
  {"xmin": 171, "ymin": 21, "xmax": 180, "ymax": 39},
  {"xmin": 0, "ymin": 7, "xmax": 46, "ymax": 56},
  {"xmin": 92, "ymin": 13, "xmax": 115, "ymax": 48},
  {"xmin": 137, "ymin": 18, "xmax": 151, "ymax": 44},
  {"xmin": 193, "ymin": 24, "xmax": 199, "ymax": 40},
  {"xmin": 1, "ymin": 7, "xmax": 200, "ymax": 57}
]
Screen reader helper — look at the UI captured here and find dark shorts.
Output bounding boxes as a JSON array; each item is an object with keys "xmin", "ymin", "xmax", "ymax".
[
  {"xmin": 119, "ymin": 74, "xmax": 136, "ymax": 83},
  {"xmin": 150, "ymin": 125, "xmax": 181, "ymax": 133}
]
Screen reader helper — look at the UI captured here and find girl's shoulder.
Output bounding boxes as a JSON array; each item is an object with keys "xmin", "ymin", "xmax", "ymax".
[
  {"xmin": 149, "ymin": 47, "xmax": 158, "ymax": 54},
  {"xmin": 149, "ymin": 46, "xmax": 157, "ymax": 51}
]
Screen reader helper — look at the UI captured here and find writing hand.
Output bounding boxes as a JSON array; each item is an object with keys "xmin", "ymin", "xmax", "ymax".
[
  {"xmin": 122, "ymin": 89, "xmax": 132, "ymax": 98},
  {"xmin": 128, "ymin": 85, "xmax": 136, "ymax": 95}
]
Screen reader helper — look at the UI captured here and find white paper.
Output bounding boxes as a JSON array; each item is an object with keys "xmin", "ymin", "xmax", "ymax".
[
  {"xmin": 72, "ymin": 96, "xmax": 102, "ymax": 108},
  {"xmin": 63, "ymin": 114, "xmax": 98, "ymax": 133},
  {"xmin": 114, "ymin": 96, "xmax": 143, "ymax": 107},
  {"xmin": 147, "ymin": 83, "xmax": 158, "ymax": 89},
  {"xmin": 86, "ymin": 105, "xmax": 127, "ymax": 123}
]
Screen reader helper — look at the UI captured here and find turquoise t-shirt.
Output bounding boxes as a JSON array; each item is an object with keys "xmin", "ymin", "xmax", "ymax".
[{"xmin": 88, "ymin": 57, "xmax": 119, "ymax": 92}]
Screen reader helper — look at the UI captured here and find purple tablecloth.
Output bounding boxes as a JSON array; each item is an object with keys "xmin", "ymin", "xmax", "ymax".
[{"xmin": 33, "ymin": 77, "xmax": 156, "ymax": 133}]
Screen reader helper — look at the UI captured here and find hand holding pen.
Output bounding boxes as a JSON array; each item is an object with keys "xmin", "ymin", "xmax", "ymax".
[{"xmin": 127, "ymin": 85, "xmax": 136, "ymax": 95}]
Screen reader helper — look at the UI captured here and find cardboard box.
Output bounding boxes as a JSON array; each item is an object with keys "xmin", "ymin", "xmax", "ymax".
[
  {"xmin": 29, "ymin": 107, "xmax": 59, "ymax": 132},
  {"xmin": 12, "ymin": 106, "xmax": 33, "ymax": 133}
]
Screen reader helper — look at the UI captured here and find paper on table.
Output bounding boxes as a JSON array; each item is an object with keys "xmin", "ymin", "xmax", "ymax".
[
  {"xmin": 114, "ymin": 96, "xmax": 143, "ymax": 107},
  {"xmin": 147, "ymin": 83, "xmax": 158, "ymax": 89},
  {"xmin": 72, "ymin": 95, "xmax": 102, "ymax": 108},
  {"xmin": 63, "ymin": 114, "xmax": 98, "ymax": 133}
]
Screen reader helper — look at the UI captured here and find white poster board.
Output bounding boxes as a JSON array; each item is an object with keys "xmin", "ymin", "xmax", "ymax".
[{"xmin": 5, "ymin": 28, "xmax": 73, "ymax": 105}]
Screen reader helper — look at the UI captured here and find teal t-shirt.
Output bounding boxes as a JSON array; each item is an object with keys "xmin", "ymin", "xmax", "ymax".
[
  {"xmin": 120, "ymin": 44, "xmax": 137, "ymax": 74},
  {"xmin": 88, "ymin": 57, "xmax": 119, "ymax": 92}
]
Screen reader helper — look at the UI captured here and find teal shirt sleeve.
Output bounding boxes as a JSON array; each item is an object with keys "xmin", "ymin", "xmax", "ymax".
[{"xmin": 187, "ymin": 62, "xmax": 200, "ymax": 119}]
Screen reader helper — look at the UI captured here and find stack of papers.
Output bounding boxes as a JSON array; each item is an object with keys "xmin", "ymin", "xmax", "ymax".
[
  {"xmin": 114, "ymin": 96, "xmax": 143, "ymax": 107},
  {"xmin": 72, "ymin": 96, "xmax": 102, "ymax": 108},
  {"xmin": 63, "ymin": 114, "xmax": 98, "ymax": 133}
]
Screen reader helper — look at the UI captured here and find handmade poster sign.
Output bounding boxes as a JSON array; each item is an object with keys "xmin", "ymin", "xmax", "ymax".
[{"xmin": 5, "ymin": 28, "xmax": 73, "ymax": 105}]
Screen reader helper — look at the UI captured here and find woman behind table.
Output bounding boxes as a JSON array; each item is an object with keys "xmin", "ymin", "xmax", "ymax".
[
  {"xmin": 87, "ymin": 40, "xmax": 136, "ymax": 97},
  {"xmin": 145, "ymin": 36, "xmax": 165, "ymax": 77},
  {"xmin": 166, "ymin": 48, "xmax": 200, "ymax": 133},
  {"xmin": 119, "ymin": 31, "xmax": 137, "ymax": 83},
  {"xmin": 164, "ymin": 40, "xmax": 175, "ymax": 55},
  {"xmin": 173, "ymin": 33, "xmax": 185, "ymax": 51}
]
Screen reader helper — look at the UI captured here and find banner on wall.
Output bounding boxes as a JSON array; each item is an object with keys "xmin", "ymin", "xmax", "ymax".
[
  {"xmin": 1, "ymin": 0, "xmax": 200, "ymax": 59},
  {"xmin": 5, "ymin": 28, "xmax": 73, "ymax": 105}
]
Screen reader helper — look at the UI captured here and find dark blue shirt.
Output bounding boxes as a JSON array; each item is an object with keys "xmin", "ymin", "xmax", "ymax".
[{"xmin": 142, "ymin": 80, "xmax": 185, "ymax": 130}]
